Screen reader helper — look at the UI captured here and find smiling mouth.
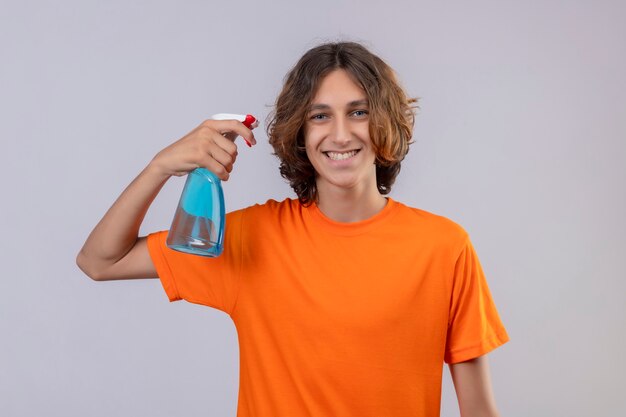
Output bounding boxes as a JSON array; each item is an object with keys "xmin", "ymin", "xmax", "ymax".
[{"xmin": 323, "ymin": 150, "xmax": 361, "ymax": 161}]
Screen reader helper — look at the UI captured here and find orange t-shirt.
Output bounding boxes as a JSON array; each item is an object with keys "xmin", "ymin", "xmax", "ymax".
[{"xmin": 147, "ymin": 198, "xmax": 509, "ymax": 417}]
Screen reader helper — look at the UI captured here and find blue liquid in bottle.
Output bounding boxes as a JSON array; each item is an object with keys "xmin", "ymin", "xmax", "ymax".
[{"xmin": 166, "ymin": 168, "xmax": 225, "ymax": 257}]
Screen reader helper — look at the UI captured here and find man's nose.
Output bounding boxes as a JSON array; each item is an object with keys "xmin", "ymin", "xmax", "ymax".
[{"xmin": 330, "ymin": 116, "xmax": 351, "ymax": 145}]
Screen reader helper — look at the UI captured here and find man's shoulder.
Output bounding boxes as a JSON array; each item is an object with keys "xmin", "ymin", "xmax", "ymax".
[
  {"xmin": 391, "ymin": 199, "xmax": 469, "ymax": 244},
  {"xmin": 228, "ymin": 197, "xmax": 301, "ymax": 218},
  {"xmin": 250, "ymin": 197, "xmax": 299, "ymax": 212}
]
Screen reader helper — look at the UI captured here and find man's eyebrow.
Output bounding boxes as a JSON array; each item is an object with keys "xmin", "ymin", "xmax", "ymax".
[{"xmin": 308, "ymin": 99, "xmax": 369, "ymax": 111}]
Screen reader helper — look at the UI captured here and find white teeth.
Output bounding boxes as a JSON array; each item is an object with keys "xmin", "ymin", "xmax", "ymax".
[{"xmin": 326, "ymin": 150, "xmax": 358, "ymax": 161}]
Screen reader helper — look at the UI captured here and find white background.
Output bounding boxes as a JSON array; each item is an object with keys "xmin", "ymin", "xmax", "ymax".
[{"xmin": 1, "ymin": 0, "xmax": 624, "ymax": 415}]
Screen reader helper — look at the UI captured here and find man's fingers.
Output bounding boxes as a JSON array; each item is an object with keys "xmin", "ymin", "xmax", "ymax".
[
  {"xmin": 207, "ymin": 144, "xmax": 236, "ymax": 173},
  {"xmin": 205, "ymin": 119, "xmax": 256, "ymax": 146},
  {"xmin": 212, "ymin": 132, "xmax": 239, "ymax": 155},
  {"xmin": 201, "ymin": 157, "xmax": 230, "ymax": 181}
]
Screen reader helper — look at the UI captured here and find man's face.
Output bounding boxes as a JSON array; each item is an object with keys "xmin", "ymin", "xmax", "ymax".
[{"xmin": 303, "ymin": 69, "xmax": 377, "ymax": 194}]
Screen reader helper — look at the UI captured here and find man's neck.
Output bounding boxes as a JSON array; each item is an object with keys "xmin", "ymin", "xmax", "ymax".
[{"xmin": 315, "ymin": 183, "xmax": 387, "ymax": 223}]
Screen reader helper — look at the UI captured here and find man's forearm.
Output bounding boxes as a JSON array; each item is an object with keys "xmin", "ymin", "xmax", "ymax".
[
  {"xmin": 77, "ymin": 163, "xmax": 169, "ymax": 270},
  {"xmin": 449, "ymin": 355, "xmax": 501, "ymax": 417}
]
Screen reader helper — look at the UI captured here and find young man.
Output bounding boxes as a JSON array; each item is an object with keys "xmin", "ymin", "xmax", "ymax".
[{"xmin": 78, "ymin": 41, "xmax": 509, "ymax": 417}]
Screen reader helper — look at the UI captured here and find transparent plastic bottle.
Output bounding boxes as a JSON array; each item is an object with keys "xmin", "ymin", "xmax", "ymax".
[
  {"xmin": 166, "ymin": 167, "xmax": 225, "ymax": 257},
  {"xmin": 166, "ymin": 113, "xmax": 257, "ymax": 257}
]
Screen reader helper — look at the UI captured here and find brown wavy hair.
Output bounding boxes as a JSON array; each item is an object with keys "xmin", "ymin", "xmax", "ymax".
[{"xmin": 266, "ymin": 41, "xmax": 418, "ymax": 206}]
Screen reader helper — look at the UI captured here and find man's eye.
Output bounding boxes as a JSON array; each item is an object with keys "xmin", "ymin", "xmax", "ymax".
[
  {"xmin": 353, "ymin": 110, "xmax": 369, "ymax": 117},
  {"xmin": 310, "ymin": 114, "xmax": 327, "ymax": 120}
]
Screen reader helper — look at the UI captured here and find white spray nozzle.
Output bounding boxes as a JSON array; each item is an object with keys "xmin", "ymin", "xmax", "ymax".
[
  {"xmin": 210, "ymin": 113, "xmax": 259, "ymax": 129},
  {"xmin": 210, "ymin": 113, "xmax": 258, "ymax": 147}
]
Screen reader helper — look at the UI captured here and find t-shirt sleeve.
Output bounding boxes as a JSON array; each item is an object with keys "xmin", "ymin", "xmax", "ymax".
[
  {"xmin": 146, "ymin": 209, "xmax": 244, "ymax": 316},
  {"xmin": 444, "ymin": 235, "xmax": 510, "ymax": 364}
]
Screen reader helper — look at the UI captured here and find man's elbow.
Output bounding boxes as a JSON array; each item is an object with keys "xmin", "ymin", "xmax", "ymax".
[{"xmin": 76, "ymin": 250, "xmax": 105, "ymax": 281}]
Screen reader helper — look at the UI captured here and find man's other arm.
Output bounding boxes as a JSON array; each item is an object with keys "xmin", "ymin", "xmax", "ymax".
[{"xmin": 449, "ymin": 354, "xmax": 501, "ymax": 417}]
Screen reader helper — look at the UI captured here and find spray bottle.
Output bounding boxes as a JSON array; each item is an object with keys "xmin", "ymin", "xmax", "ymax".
[{"xmin": 166, "ymin": 113, "xmax": 258, "ymax": 257}]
